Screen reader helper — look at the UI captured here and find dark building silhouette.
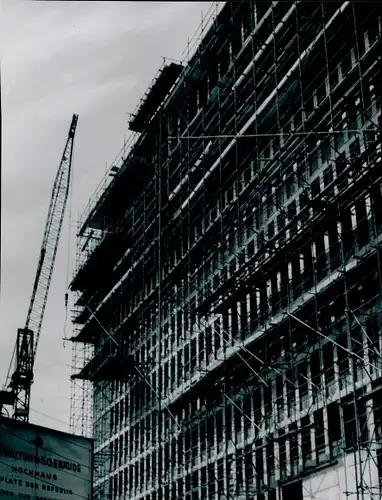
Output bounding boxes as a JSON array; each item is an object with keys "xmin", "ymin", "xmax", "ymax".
[{"xmin": 69, "ymin": 2, "xmax": 382, "ymax": 499}]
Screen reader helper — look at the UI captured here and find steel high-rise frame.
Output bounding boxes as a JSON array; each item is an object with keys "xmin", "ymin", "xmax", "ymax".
[{"xmin": 69, "ymin": 2, "xmax": 382, "ymax": 499}]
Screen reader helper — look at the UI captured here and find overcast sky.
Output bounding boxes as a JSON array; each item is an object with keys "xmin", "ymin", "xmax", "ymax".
[{"xmin": 1, "ymin": 1, "xmax": 220, "ymax": 434}]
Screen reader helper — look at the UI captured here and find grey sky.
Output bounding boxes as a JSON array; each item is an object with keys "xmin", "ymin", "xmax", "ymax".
[{"xmin": 1, "ymin": 1, "xmax": 219, "ymax": 433}]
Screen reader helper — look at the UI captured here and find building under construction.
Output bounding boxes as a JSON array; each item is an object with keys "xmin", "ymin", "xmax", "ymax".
[{"xmin": 69, "ymin": 2, "xmax": 382, "ymax": 499}]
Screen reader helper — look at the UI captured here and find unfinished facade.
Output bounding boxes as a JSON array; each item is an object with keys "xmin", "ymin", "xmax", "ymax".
[{"xmin": 69, "ymin": 1, "xmax": 382, "ymax": 499}]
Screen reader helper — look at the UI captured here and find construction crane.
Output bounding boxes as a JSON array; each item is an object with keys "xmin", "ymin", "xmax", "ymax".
[{"xmin": 0, "ymin": 114, "xmax": 79, "ymax": 422}]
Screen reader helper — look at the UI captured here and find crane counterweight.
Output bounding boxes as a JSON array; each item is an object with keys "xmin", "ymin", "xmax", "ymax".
[{"xmin": 0, "ymin": 114, "xmax": 79, "ymax": 421}]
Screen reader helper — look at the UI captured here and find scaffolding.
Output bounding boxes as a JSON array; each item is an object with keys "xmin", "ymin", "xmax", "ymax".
[{"xmin": 69, "ymin": 1, "xmax": 382, "ymax": 499}]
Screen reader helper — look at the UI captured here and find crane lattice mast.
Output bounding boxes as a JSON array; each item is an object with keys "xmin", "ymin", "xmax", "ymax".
[{"xmin": 0, "ymin": 114, "xmax": 78, "ymax": 422}]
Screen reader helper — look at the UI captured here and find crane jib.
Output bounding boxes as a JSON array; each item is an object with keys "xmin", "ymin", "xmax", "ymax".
[{"xmin": 0, "ymin": 113, "xmax": 79, "ymax": 422}]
